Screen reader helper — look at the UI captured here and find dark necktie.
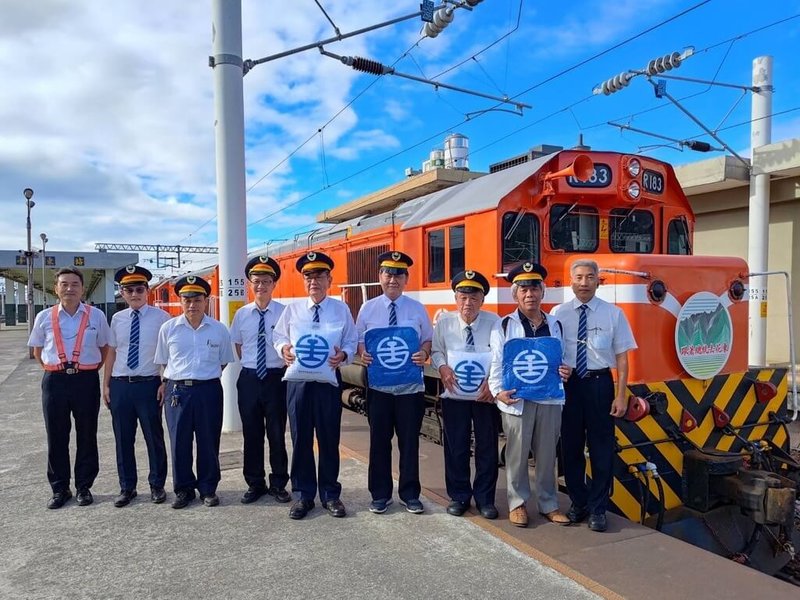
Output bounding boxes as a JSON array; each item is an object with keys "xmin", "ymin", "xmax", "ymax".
[
  {"xmin": 465, "ymin": 324, "xmax": 474, "ymax": 348},
  {"xmin": 256, "ymin": 309, "xmax": 268, "ymax": 380},
  {"xmin": 313, "ymin": 304, "xmax": 320, "ymax": 323},
  {"xmin": 127, "ymin": 310, "xmax": 140, "ymax": 370},
  {"xmin": 576, "ymin": 304, "xmax": 588, "ymax": 378},
  {"xmin": 389, "ymin": 301, "xmax": 397, "ymax": 326}
]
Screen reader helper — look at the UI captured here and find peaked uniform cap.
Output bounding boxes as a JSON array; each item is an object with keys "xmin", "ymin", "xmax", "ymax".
[
  {"xmin": 378, "ymin": 250, "xmax": 413, "ymax": 273},
  {"xmin": 115, "ymin": 265, "xmax": 153, "ymax": 286},
  {"xmin": 507, "ymin": 262, "xmax": 548, "ymax": 286},
  {"xmin": 175, "ymin": 275, "xmax": 211, "ymax": 297},
  {"xmin": 246, "ymin": 255, "xmax": 281, "ymax": 281},
  {"xmin": 451, "ymin": 270, "xmax": 490, "ymax": 295},
  {"xmin": 295, "ymin": 251, "xmax": 334, "ymax": 273}
]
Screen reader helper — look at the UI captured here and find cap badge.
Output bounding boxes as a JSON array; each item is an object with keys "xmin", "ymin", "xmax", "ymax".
[
  {"xmin": 259, "ymin": 256, "xmax": 268, "ymax": 263},
  {"xmin": 391, "ymin": 252, "xmax": 401, "ymax": 261},
  {"xmin": 465, "ymin": 270, "xmax": 475, "ymax": 279},
  {"xmin": 187, "ymin": 276, "xmax": 196, "ymax": 284},
  {"xmin": 125, "ymin": 265, "xmax": 136, "ymax": 273},
  {"xmin": 307, "ymin": 252, "xmax": 316, "ymax": 261},
  {"xmin": 523, "ymin": 263, "xmax": 533, "ymax": 272}
]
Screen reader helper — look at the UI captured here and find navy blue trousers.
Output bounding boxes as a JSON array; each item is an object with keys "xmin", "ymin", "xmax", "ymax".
[
  {"xmin": 236, "ymin": 367, "xmax": 289, "ymax": 491},
  {"xmin": 286, "ymin": 381, "xmax": 342, "ymax": 503},
  {"xmin": 164, "ymin": 379, "xmax": 223, "ymax": 496},
  {"xmin": 108, "ymin": 378, "xmax": 168, "ymax": 490},
  {"xmin": 367, "ymin": 389, "xmax": 425, "ymax": 502},
  {"xmin": 41, "ymin": 370, "xmax": 100, "ymax": 492},
  {"xmin": 561, "ymin": 371, "xmax": 616, "ymax": 515},
  {"xmin": 441, "ymin": 397, "xmax": 498, "ymax": 507}
]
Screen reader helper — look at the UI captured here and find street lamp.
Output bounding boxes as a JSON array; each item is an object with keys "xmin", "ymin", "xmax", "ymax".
[
  {"xmin": 24, "ymin": 188, "xmax": 35, "ymax": 358},
  {"xmin": 40, "ymin": 233, "xmax": 48, "ymax": 308}
]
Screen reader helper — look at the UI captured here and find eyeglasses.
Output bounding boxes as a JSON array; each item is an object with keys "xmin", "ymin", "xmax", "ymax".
[
  {"xmin": 251, "ymin": 279, "xmax": 274, "ymax": 288},
  {"xmin": 122, "ymin": 286, "xmax": 147, "ymax": 294},
  {"xmin": 303, "ymin": 273, "xmax": 328, "ymax": 282}
]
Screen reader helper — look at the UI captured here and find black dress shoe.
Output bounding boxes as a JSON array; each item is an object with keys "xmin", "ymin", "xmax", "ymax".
[
  {"xmin": 289, "ymin": 499, "xmax": 315, "ymax": 520},
  {"xmin": 567, "ymin": 504, "xmax": 589, "ymax": 523},
  {"xmin": 588, "ymin": 513, "xmax": 608, "ymax": 532},
  {"xmin": 447, "ymin": 500, "xmax": 469, "ymax": 516},
  {"xmin": 76, "ymin": 489, "xmax": 93, "ymax": 506},
  {"xmin": 201, "ymin": 493, "xmax": 220, "ymax": 507},
  {"xmin": 324, "ymin": 498, "xmax": 346, "ymax": 518},
  {"xmin": 114, "ymin": 489, "xmax": 137, "ymax": 508},
  {"xmin": 150, "ymin": 487, "xmax": 167, "ymax": 504},
  {"xmin": 47, "ymin": 490, "xmax": 72, "ymax": 510},
  {"xmin": 268, "ymin": 486, "xmax": 292, "ymax": 503},
  {"xmin": 241, "ymin": 487, "xmax": 267, "ymax": 504},
  {"xmin": 478, "ymin": 504, "xmax": 499, "ymax": 520},
  {"xmin": 172, "ymin": 490, "xmax": 196, "ymax": 510}
]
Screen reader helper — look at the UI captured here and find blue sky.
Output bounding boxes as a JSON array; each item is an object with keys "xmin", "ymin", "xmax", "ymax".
[{"xmin": 1, "ymin": 0, "xmax": 799, "ymax": 276}]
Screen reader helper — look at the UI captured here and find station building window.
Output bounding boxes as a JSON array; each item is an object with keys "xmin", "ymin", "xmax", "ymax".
[
  {"xmin": 609, "ymin": 209, "xmax": 654, "ymax": 253},
  {"xmin": 550, "ymin": 204, "xmax": 598, "ymax": 252},
  {"xmin": 502, "ymin": 212, "xmax": 539, "ymax": 271}
]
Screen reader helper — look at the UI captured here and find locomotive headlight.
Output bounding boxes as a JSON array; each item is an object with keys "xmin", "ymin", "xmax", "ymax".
[
  {"xmin": 728, "ymin": 279, "xmax": 745, "ymax": 301},
  {"xmin": 626, "ymin": 158, "xmax": 641, "ymax": 177},
  {"xmin": 627, "ymin": 181, "xmax": 641, "ymax": 199},
  {"xmin": 648, "ymin": 280, "xmax": 667, "ymax": 303}
]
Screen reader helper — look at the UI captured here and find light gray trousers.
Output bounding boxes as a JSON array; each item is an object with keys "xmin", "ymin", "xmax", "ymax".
[{"xmin": 501, "ymin": 402, "xmax": 562, "ymax": 514}]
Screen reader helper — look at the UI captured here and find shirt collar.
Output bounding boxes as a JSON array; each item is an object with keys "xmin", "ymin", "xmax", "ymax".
[
  {"xmin": 57, "ymin": 302, "xmax": 88, "ymax": 316},
  {"xmin": 305, "ymin": 296, "xmax": 329, "ymax": 310},
  {"xmin": 381, "ymin": 294, "xmax": 403, "ymax": 307},
  {"xmin": 177, "ymin": 313, "xmax": 209, "ymax": 329},
  {"xmin": 457, "ymin": 312, "xmax": 481, "ymax": 329},
  {"xmin": 252, "ymin": 301, "xmax": 272, "ymax": 314},
  {"xmin": 571, "ymin": 295, "xmax": 599, "ymax": 311}
]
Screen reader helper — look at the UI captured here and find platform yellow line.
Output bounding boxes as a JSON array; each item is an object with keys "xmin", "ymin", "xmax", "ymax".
[{"xmin": 339, "ymin": 443, "xmax": 624, "ymax": 600}]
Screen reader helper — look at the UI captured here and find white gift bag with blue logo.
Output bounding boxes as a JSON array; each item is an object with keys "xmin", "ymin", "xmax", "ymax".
[
  {"xmin": 364, "ymin": 326, "xmax": 422, "ymax": 387},
  {"xmin": 441, "ymin": 346, "xmax": 492, "ymax": 400},
  {"xmin": 285, "ymin": 322, "xmax": 342, "ymax": 385},
  {"xmin": 502, "ymin": 337, "xmax": 564, "ymax": 402}
]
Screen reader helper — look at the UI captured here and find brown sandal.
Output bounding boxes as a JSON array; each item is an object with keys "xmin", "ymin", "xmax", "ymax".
[{"xmin": 541, "ymin": 510, "xmax": 571, "ymax": 525}]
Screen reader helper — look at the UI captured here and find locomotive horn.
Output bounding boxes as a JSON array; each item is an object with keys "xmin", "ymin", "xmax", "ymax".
[{"xmin": 543, "ymin": 154, "xmax": 594, "ymax": 183}]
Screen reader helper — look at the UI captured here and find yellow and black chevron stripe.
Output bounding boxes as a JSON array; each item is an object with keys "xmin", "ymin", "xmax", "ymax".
[{"xmin": 603, "ymin": 368, "xmax": 788, "ymax": 522}]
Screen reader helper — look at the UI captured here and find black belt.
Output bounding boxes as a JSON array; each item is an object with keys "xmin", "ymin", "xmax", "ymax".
[
  {"xmin": 574, "ymin": 368, "xmax": 611, "ymax": 379},
  {"xmin": 112, "ymin": 375, "xmax": 161, "ymax": 383},
  {"xmin": 167, "ymin": 378, "xmax": 220, "ymax": 387},
  {"xmin": 241, "ymin": 367, "xmax": 285, "ymax": 375}
]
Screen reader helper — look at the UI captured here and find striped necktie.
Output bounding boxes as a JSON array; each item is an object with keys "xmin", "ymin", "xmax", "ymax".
[
  {"xmin": 576, "ymin": 304, "xmax": 588, "ymax": 378},
  {"xmin": 256, "ymin": 309, "xmax": 268, "ymax": 380},
  {"xmin": 389, "ymin": 301, "xmax": 397, "ymax": 326},
  {"xmin": 127, "ymin": 310, "xmax": 140, "ymax": 370},
  {"xmin": 465, "ymin": 324, "xmax": 474, "ymax": 348},
  {"xmin": 312, "ymin": 304, "xmax": 320, "ymax": 323}
]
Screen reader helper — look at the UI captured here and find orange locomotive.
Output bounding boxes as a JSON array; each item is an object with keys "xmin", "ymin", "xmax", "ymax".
[{"xmin": 150, "ymin": 149, "xmax": 798, "ymax": 577}]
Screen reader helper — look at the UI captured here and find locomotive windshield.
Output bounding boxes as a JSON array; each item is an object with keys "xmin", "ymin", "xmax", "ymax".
[
  {"xmin": 549, "ymin": 204, "xmax": 598, "ymax": 252},
  {"xmin": 609, "ymin": 209, "xmax": 654, "ymax": 253},
  {"xmin": 502, "ymin": 212, "xmax": 540, "ymax": 270}
]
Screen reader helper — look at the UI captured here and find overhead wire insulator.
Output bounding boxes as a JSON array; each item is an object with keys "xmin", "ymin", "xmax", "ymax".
[
  {"xmin": 346, "ymin": 56, "xmax": 388, "ymax": 75},
  {"xmin": 424, "ymin": 7, "xmax": 455, "ymax": 38},
  {"xmin": 601, "ymin": 71, "xmax": 633, "ymax": 95},
  {"xmin": 646, "ymin": 51, "xmax": 683, "ymax": 76}
]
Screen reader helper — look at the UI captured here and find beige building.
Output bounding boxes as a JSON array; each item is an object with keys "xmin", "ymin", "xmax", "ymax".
[{"xmin": 675, "ymin": 138, "xmax": 800, "ymax": 367}]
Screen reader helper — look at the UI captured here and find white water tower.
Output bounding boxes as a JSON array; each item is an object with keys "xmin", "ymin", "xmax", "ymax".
[{"xmin": 444, "ymin": 133, "xmax": 469, "ymax": 170}]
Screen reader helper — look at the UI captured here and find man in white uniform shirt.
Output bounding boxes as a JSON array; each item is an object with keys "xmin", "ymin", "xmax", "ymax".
[
  {"xmin": 489, "ymin": 262, "xmax": 571, "ymax": 528},
  {"xmin": 28, "ymin": 267, "xmax": 111, "ymax": 509},
  {"xmin": 154, "ymin": 275, "xmax": 235, "ymax": 509},
  {"xmin": 103, "ymin": 265, "xmax": 170, "ymax": 507},
  {"xmin": 551, "ymin": 259, "xmax": 637, "ymax": 532},
  {"xmin": 356, "ymin": 251, "xmax": 432, "ymax": 515},
  {"xmin": 431, "ymin": 270, "xmax": 500, "ymax": 519},
  {"xmin": 229, "ymin": 256, "xmax": 291, "ymax": 505},
  {"xmin": 273, "ymin": 251, "xmax": 358, "ymax": 520}
]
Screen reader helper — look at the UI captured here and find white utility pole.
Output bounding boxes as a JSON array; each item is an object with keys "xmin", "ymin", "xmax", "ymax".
[
  {"xmin": 211, "ymin": 0, "xmax": 247, "ymax": 431},
  {"xmin": 747, "ymin": 56, "xmax": 773, "ymax": 366}
]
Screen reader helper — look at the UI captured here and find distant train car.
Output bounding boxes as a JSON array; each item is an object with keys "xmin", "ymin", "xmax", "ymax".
[{"xmin": 150, "ymin": 149, "xmax": 798, "ymax": 579}]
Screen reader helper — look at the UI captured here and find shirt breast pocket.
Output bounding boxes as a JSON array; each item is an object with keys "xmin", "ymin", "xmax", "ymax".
[
  {"xmin": 82, "ymin": 328, "xmax": 98, "ymax": 349},
  {"xmin": 592, "ymin": 330, "xmax": 612, "ymax": 351},
  {"xmin": 203, "ymin": 343, "xmax": 221, "ymax": 362},
  {"xmin": 398, "ymin": 318, "xmax": 420, "ymax": 335}
]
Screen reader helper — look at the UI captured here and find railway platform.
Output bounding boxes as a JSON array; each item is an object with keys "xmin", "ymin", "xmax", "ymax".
[{"xmin": 0, "ymin": 324, "xmax": 797, "ymax": 599}]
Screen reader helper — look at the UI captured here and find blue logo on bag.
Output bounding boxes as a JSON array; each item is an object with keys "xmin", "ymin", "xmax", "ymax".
[
  {"xmin": 454, "ymin": 360, "xmax": 486, "ymax": 393},
  {"xmin": 511, "ymin": 349, "xmax": 550, "ymax": 383},
  {"xmin": 295, "ymin": 334, "xmax": 330, "ymax": 368},
  {"xmin": 375, "ymin": 336, "xmax": 411, "ymax": 370}
]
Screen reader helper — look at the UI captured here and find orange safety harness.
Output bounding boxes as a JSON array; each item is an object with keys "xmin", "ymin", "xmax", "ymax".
[{"xmin": 43, "ymin": 304, "xmax": 99, "ymax": 373}]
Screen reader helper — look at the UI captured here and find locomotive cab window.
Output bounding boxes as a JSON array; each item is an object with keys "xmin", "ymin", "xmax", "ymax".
[
  {"xmin": 609, "ymin": 209, "xmax": 654, "ymax": 253},
  {"xmin": 667, "ymin": 218, "xmax": 691, "ymax": 255},
  {"xmin": 550, "ymin": 204, "xmax": 598, "ymax": 252},
  {"xmin": 427, "ymin": 229, "xmax": 445, "ymax": 283},
  {"xmin": 502, "ymin": 212, "xmax": 540, "ymax": 270},
  {"xmin": 449, "ymin": 225, "xmax": 465, "ymax": 280},
  {"xmin": 427, "ymin": 225, "xmax": 465, "ymax": 284}
]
